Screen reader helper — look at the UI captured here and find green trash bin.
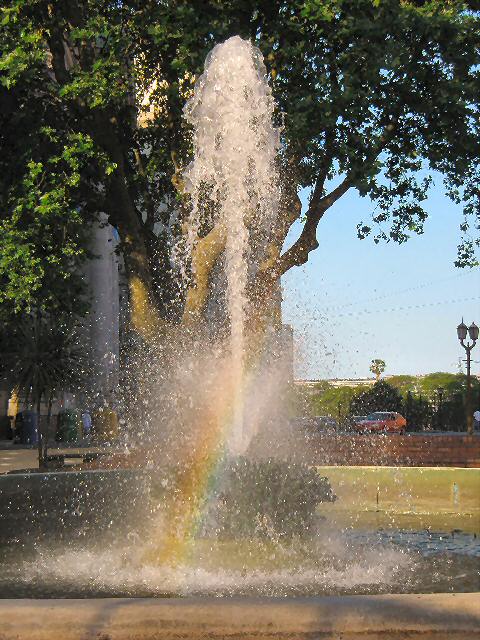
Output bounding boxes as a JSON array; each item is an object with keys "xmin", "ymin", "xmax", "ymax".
[
  {"xmin": 56, "ymin": 409, "xmax": 81, "ymax": 443},
  {"xmin": 91, "ymin": 407, "xmax": 119, "ymax": 443}
]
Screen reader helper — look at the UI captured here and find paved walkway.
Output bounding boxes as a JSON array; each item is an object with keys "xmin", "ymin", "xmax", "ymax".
[
  {"xmin": 0, "ymin": 447, "xmax": 38, "ymax": 473},
  {"xmin": 0, "ymin": 441, "xmax": 124, "ymax": 474}
]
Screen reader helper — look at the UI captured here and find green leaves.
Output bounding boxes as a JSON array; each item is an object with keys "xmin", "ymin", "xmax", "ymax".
[
  {"xmin": 350, "ymin": 380, "xmax": 404, "ymax": 415},
  {"xmin": 1, "ymin": 0, "xmax": 479, "ymax": 320},
  {"xmin": 0, "ymin": 127, "xmax": 111, "ymax": 312},
  {"xmin": 58, "ymin": 56, "xmax": 128, "ymax": 109},
  {"xmin": 301, "ymin": 0, "xmax": 344, "ymax": 21},
  {"xmin": 0, "ymin": 313, "xmax": 89, "ymax": 404},
  {"xmin": 0, "ymin": 33, "xmax": 45, "ymax": 88}
]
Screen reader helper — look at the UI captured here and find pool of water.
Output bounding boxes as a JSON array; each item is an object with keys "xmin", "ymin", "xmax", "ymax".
[
  {"xmin": 1, "ymin": 522, "xmax": 478, "ymax": 598},
  {"xmin": 1, "ymin": 467, "xmax": 478, "ymax": 598}
]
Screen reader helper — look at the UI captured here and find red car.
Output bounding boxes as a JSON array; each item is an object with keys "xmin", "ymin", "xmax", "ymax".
[{"xmin": 353, "ymin": 412, "xmax": 407, "ymax": 434}]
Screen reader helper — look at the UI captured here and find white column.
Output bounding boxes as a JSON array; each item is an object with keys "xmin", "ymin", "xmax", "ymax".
[{"xmin": 83, "ymin": 214, "xmax": 120, "ymax": 408}]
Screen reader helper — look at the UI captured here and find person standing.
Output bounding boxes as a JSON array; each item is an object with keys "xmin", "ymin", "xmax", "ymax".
[
  {"xmin": 473, "ymin": 410, "xmax": 480, "ymax": 431},
  {"xmin": 81, "ymin": 410, "xmax": 92, "ymax": 440}
]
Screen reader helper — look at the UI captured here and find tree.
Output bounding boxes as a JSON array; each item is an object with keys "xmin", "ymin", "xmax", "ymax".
[
  {"xmin": 285, "ymin": 381, "xmax": 331, "ymax": 419},
  {"xmin": 310, "ymin": 385, "xmax": 367, "ymax": 424},
  {"xmin": 420, "ymin": 372, "xmax": 480, "ymax": 431},
  {"xmin": 369, "ymin": 359, "xmax": 386, "ymax": 381},
  {"xmin": 418, "ymin": 372, "xmax": 465, "ymax": 399},
  {"xmin": 350, "ymin": 380, "xmax": 403, "ymax": 415},
  {"xmin": 403, "ymin": 391, "xmax": 431, "ymax": 431},
  {"xmin": 0, "ymin": 314, "xmax": 87, "ymax": 467},
  {"xmin": 387, "ymin": 374, "xmax": 418, "ymax": 396},
  {"xmin": 1, "ymin": 1, "xmax": 479, "ymax": 343},
  {"xmin": 438, "ymin": 394, "xmax": 466, "ymax": 432}
]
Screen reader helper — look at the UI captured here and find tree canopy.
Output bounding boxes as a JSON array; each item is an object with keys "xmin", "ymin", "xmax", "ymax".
[
  {"xmin": 1, "ymin": 0, "xmax": 479, "ymax": 331},
  {"xmin": 309, "ymin": 384, "xmax": 367, "ymax": 421},
  {"xmin": 349, "ymin": 380, "xmax": 404, "ymax": 414},
  {"xmin": 369, "ymin": 359, "xmax": 386, "ymax": 380}
]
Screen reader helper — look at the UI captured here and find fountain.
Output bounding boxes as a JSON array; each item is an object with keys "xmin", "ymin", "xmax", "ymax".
[
  {"xmin": 0, "ymin": 35, "xmax": 479, "ymax": 639},
  {"xmin": 182, "ymin": 35, "xmax": 280, "ymax": 456}
]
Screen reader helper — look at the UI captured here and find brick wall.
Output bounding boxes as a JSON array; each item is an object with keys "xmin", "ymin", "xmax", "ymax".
[
  {"xmin": 84, "ymin": 433, "xmax": 480, "ymax": 470},
  {"xmin": 308, "ymin": 433, "xmax": 480, "ymax": 467}
]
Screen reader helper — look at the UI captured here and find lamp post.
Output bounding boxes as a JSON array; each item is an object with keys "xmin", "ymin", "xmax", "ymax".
[
  {"xmin": 457, "ymin": 320, "xmax": 479, "ymax": 435},
  {"xmin": 436, "ymin": 387, "xmax": 444, "ymax": 431}
]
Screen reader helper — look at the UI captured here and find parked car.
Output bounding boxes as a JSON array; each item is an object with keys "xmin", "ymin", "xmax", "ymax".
[
  {"xmin": 291, "ymin": 416, "xmax": 338, "ymax": 431},
  {"xmin": 291, "ymin": 417, "xmax": 314, "ymax": 429},
  {"xmin": 312, "ymin": 416, "xmax": 338, "ymax": 431},
  {"xmin": 353, "ymin": 411, "xmax": 407, "ymax": 434},
  {"xmin": 351, "ymin": 415, "xmax": 368, "ymax": 426}
]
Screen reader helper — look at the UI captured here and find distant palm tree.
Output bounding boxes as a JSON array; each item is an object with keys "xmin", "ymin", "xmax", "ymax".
[
  {"xmin": 369, "ymin": 359, "xmax": 386, "ymax": 382},
  {"xmin": 1, "ymin": 314, "xmax": 87, "ymax": 468}
]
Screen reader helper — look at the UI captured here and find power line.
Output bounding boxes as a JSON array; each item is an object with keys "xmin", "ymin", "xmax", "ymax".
[
  {"xmin": 333, "ymin": 296, "xmax": 480, "ymax": 319},
  {"xmin": 322, "ymin": 270, "xmax": 478, "ymax": 313}
]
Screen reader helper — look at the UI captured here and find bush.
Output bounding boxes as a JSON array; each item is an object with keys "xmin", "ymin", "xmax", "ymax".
[
  {"xmin": 403, "ymin": 392, "xmax": 432, "ymax": 431},
  {"xmin": 199, "ymin": 457, "xmax": 335, "ymax": 539}
]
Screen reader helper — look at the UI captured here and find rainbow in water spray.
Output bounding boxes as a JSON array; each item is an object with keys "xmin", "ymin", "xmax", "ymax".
[{"xmin": 155, "ymin": 37, "xmax": 281, "ymax": 563}]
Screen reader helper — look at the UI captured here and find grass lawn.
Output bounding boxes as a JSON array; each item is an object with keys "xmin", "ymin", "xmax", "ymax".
[{"xmin": 317, "ymin": 466, "xmax": 480, "ymax": 533}]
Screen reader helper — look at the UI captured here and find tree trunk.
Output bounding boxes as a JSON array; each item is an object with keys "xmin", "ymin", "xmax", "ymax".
[
  {"xmin": 36, "ymin": 396, "xmax": 43, "ymax": 470},
  {"xmin": 182, "ymin": 225, "xmax": 227, "ymax": 326},
  {"xmin": 43, "ymin": 395, "xmax": 53, "ymax": 466}
]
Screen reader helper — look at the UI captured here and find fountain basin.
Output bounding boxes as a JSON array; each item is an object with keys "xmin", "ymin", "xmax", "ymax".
[
  {"xmin": 0, "ymin": 469, "xmax": 150, "ymax": 544},
  {"xmin": 0, "ymin": 594, "xmax": 479, "ymax": 639},
  {"xmin": 0, "ymin": 466, "xmax": 479, "ymax": 598}
]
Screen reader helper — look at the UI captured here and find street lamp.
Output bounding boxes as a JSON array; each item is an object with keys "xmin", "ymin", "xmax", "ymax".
[
  {"xmin": 457, "ymin": 319, "xmax": 478, "ymax": 435},
  {"xmin": 436, "ymin": 387, "xmax": 444, "ymax": 431}
]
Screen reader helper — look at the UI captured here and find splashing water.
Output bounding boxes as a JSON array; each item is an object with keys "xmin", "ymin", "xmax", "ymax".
[
  {"xmin": 1, "ymin": 533, "xmax": 419, "ymax": 598},
  {"xmin": 183, "ymin": 36, "xmax": 280, "ymax": 455}
]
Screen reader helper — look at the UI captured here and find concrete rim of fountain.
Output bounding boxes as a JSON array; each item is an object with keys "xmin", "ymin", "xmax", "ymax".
[{"xmin": 0, "ymin": 593, "xmax": 479, "ymax": 639}]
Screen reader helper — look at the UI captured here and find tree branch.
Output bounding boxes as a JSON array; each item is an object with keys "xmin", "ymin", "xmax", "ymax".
[
  {"xmin": 132, "ymin": 147, "xmax": 156, "ymax": 232},
  {"xmin": 274, "ymin": 176, "xmax": 350, "ymax": 277},
  {"xmin": 314, "ymin": 128, "xmax": 336, "ymax": 204},
  {"xmin": 275, "ymin": 120, "xmax": 398, "ymax": 277},
  {"xmin": 46, "ymin": 30, "xmax": 71, "ymax": 87}
]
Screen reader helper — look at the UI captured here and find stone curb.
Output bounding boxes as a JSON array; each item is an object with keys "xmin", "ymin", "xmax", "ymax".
[{"xmin": 0, "ymin": 593, "xmax": 479, "ymax": 639}]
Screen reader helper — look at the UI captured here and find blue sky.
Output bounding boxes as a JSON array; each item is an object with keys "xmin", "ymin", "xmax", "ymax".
[{"xmin": 281, "ymin": 176, "xmax": 480, "ymax": 380}]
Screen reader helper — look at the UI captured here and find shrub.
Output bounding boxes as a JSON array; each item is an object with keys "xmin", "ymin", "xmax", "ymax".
[{"xmin": 199, "ymin": 457, "xmax": 335, "ymax": 539}]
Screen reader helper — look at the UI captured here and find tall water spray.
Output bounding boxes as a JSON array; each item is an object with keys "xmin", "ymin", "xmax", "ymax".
[{"xmin": 183, "ymin": 36, "xmax": 280, "ymax": 455}]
